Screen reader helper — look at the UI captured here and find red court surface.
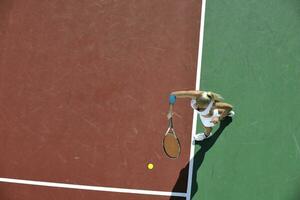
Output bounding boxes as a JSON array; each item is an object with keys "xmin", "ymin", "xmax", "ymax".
[{"xmin": 0, "ymin": 1, "xmax": 202, "ymax": 199}]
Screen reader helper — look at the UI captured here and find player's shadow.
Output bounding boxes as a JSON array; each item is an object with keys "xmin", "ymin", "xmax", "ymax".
[{"xmin": 169, "ymin": 116, "xmax": 233, "ymax": 200}]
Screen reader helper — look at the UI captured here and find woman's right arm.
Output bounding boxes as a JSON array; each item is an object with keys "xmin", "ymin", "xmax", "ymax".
[
  {"xmin": 167, "ymin": 104, "xmax": 174, "ymax": 119},
  {"xmin": 170, "ymin": 90, "xmax": 203, "ymax": 99},
  {"xmin": 167, "ymin": 90, "xmax": 202, "ymax": 119}
]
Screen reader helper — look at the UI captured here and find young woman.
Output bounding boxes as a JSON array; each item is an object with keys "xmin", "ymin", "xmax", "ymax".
[{"xmin": 167, "ymin": 90, "xmax": 234, "ymax": 141}]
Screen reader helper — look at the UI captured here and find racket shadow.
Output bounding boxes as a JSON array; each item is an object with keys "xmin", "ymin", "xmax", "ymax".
[{"xmin": 169, "ymin": 116, "xmax": 233, "ymax": 200}]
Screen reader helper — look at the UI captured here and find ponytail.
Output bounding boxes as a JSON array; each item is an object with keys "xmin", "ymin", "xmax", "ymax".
[{"xmin": 207, "ymin": 91, "xmax": 224, "ymax": 102}]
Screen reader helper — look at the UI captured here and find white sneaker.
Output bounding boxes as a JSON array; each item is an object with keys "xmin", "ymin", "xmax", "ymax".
[
  {"xmin": 194, "ymin": 132, "xmax": 212, "ymax": 141},
  {"xmin": 228, "ymin": 110, "xmax": 235, "ymax": 117}
]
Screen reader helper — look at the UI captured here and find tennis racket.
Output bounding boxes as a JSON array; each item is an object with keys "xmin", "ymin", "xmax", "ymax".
[{"xmin": 162, "ymin": 117, "xmax": 181, "ymax": 159}]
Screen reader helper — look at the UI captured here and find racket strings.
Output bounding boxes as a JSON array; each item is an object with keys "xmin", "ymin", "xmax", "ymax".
[{"xmin": 163, "ymin": 133, "xmax": 181, "ymax": 159}]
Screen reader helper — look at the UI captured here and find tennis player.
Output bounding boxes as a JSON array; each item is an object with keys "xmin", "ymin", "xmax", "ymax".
[{"xmin": 167, "ymin": 90, "xmax": 234, "ymax": 141}]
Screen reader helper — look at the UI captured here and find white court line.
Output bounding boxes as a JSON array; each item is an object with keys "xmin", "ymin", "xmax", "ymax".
[
  {"xmin": 186, "ymin": 0, "xmax": 207, "ymax": 199},
  {"xmin": 0, "ymin": 177, "xmax": 186, "ymax": 198}
]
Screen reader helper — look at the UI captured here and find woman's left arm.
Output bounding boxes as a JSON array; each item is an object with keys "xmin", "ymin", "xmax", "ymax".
[{"xmin": 215, "ymin": 102, "xmax": 233, "ymax": 120}]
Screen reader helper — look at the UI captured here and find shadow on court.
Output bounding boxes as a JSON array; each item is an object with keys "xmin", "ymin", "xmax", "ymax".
[{"xmin": 169, "ymin": 117, "xmax": 233, "ymax": 200}]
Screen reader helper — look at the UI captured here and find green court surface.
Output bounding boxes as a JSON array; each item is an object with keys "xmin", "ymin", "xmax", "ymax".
[{"xmin": 192, "ymin": 0, "xmax": 300, "ymax": 199}]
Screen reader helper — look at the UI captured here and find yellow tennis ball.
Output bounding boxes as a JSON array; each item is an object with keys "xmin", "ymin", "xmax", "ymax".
[{"xmin": 147, "ymin": 163, "xmax": 154, "ymax": 170}]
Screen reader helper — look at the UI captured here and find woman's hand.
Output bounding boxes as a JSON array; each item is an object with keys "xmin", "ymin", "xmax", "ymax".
[
  {"xmin": 167, "ymin": 111, "xmax": 173, "ymax": 120},
  {"xmin": 210, "ymin": 116, "xmax": 220, "ymax": 124}
]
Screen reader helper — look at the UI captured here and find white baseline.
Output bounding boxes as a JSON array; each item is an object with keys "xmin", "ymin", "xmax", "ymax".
[{"xmin": 0, "ymin": 177, "xmax": 186, "ymax": 198}]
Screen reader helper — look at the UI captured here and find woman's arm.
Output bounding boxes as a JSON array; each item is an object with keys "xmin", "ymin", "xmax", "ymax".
[
  {"xmin": 167, "ymin": 104, "xmax": 174, "ymax": 119},
  {"xmin": 167, "ymin": 90, "xmax": 202, "ymax": 119},
  {"xmin": 170, "ymin": 90, "xmax": 203, "ymax": 99},
  {"xmin": 215, "ymin": 102, "xmax": 233, "ymax": 120}
]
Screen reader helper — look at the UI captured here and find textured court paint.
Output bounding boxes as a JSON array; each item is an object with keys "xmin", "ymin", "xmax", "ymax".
[
  {"xmin": 0, "ymin": 0, "xmax": 202, "ymax": 199},
  {"xmin": 192, "ymin": 0, "xmax": 300, "ymax": 200}
]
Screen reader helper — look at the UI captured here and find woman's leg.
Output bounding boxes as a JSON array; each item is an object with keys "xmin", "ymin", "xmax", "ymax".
[{"xmin": 194, "ymin": 126, "xmax": 212, "ymax": 141}]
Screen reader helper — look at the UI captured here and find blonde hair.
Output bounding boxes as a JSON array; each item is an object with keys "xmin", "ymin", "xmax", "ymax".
[
  {"xmin": 207, "ymin": 91, "xmax": 223, "ymax": 102},
  {"xmin": 196, "ymin": 91, "xmax": 224, "ymax": 107}
]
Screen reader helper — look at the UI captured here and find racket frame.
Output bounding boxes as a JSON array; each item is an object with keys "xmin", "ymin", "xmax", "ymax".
[{"xmin": 162, "ymin": 117, "xmax": 181, "ymax": 159}]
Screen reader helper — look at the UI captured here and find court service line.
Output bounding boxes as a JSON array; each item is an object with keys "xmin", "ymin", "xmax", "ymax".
[
  {"xmin": 0, "ymin": 177, "xmax": 186, "ymax": 197},
  {"xmin": 186, "ymin": 0, "xmax": 207, "ymax": 200}
]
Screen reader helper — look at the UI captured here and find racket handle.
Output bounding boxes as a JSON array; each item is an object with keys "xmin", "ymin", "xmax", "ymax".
[{"xmin": 169, "ymin": 117, "xmax": 174, "ymax": 128}]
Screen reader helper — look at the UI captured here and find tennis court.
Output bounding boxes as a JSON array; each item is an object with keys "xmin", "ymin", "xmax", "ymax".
[{"xmin": 0, "ymin": 0, "xmax": 299, "ymax": 200}]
